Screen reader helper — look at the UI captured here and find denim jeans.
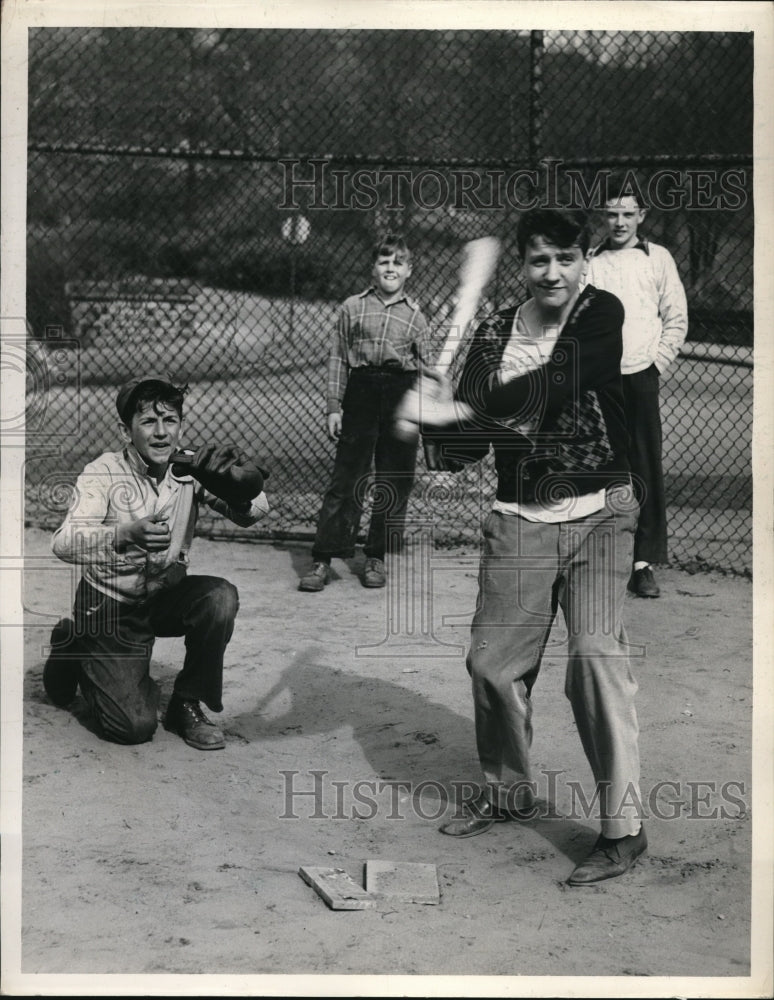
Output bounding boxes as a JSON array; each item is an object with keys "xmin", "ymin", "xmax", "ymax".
[
  {"xmin": 47, "ymin": 575, "xmax": 239, "ymax": 745},
  {"xmin": 467, "ymin": 487, "xmax": 642, "ymax": 838}
]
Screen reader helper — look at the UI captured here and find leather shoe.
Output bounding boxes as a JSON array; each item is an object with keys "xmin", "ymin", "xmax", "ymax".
[
  {"xmin": 567, "ymin": 826, "xmax": 647, "ymax": 885},
  {"xmin": 299, "ymin": 561, "xmax": 330, "ymax": 592},
  {"xmin": 363, "ymin": 557, "xmax": 387, "ymax": 588},
  {"xmin": 439, "ymin": 791, "xmax": 535, "ymax": 838},
  {"xmin": 629, "ymin": 566, "xmax": 660, "ymax": 598},
  {"xmin": 164, "ymin": 696, "xmax": 225, "ymax": 750}
]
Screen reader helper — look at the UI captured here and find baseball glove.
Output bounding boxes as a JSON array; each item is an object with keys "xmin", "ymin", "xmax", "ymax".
[{"xmin": 171, "ymin": 444, "xmax": 268, "ymax": 505}]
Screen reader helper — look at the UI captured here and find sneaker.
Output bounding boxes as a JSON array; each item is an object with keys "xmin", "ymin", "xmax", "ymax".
[
  {"xmin": 629, "ymin": 566, "xmax": 660, "ymax": 598},
  {"xmin": 42, "ymin": 618, "xmax": 81, "ymax": 707},
  {"xmin": 363, "ymin": 557, "xmax": 386, "ymax": 588},
  {"xmin": 299, "ymin": 561, "xmax": 330, "ymax": 592},
  {"xmin": 163, "ymin": 696, "xmax": 225, "ymax": 750}
]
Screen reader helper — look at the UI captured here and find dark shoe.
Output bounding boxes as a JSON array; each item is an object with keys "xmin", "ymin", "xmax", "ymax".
[
  {"xmin": 164, "ymin": 697, "xmax": 225, "ymax": 750},
  {"xmin": 567, "ymin": 826, "xmax": 648, "ymax": 885},
  {"xmin": 629, "ymin": 566, "xmax": 660, "ymax": 598},
  {"xmin": 363, "ymin": 557, "xmax": 386, "ymax": 588},
  {"xmin": 43, "ymin": 618, "xmax": 80, "ymax": 707},
  {"xmin": 439, "ymin": 791, "xmax": 534, "ymax": 838},
  {"xmin": 299, "ymin": 561, "xmax": 330, "ymax": 592}
]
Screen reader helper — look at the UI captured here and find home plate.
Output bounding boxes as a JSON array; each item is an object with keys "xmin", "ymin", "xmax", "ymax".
[
  {"xmin": 364, "ymin": 861, "xmax": 440, "ymax": 904},
  {"xmin": 298, "ymin": 866, "xmax": 375, "ymax": 910}
]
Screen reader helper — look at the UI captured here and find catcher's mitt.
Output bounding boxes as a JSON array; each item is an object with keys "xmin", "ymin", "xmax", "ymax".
[{"xmin": 171, "ymin": 444, "xmax": 268, "ymax": 505}]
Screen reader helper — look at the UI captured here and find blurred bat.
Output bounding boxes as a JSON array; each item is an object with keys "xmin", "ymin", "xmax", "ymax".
[{"xmin": 394, "ymin": 235, "xmax": 501, "ymax": 443}]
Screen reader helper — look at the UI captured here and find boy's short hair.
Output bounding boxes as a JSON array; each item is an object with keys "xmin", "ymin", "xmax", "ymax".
[
  {"xmin": 602, "ymin": 170, "xmax": 648, "ymax": 209},
  {"xmin": 517, "ymin": 208, "xmax": 591, "ymax": 258},
  {"xmin": 116, "ymin": 376, "xmax": 187, "ymax": 424},
  {"xmin": 371, "ymin": 233, "xmax": 412, "ymax": 264}
]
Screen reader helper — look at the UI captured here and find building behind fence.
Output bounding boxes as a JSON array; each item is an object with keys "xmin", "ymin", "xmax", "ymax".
[{"xmin": 25, "ymin": 28, "xmax": 753, "ymax": 574}]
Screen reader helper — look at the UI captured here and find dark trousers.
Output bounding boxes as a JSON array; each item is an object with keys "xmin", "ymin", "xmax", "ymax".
[
  {"xmin": 312, "ymin": 368, "xmax": 418, "ymax": 561},
  {"xmin": 48, "ymin": 575, "xmax": 239, "ymax": 745},
  {"xmin": 622, "ymin": 364, "xmax": 668, "ymax": 565}
]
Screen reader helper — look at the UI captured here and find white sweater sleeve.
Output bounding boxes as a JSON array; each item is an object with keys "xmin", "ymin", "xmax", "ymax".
[{"xmin": 654, "ymin": 248, "xmax": 689, "ymax": 374}]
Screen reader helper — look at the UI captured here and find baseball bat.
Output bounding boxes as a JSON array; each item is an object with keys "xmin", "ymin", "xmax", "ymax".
[{"xmin": 394, "ymin": 235, "xmax": 501, "ymax": 443}]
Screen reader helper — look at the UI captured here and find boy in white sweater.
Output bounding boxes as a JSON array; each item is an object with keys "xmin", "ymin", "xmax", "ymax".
[{"xmin": 587, "ymin": 183, "xmax": 688, "ymax": 597}]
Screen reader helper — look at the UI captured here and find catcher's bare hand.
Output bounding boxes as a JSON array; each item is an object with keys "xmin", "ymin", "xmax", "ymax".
[{"xmin": 117, "ymin": 513, "xmax": 170, "ymax": 552}]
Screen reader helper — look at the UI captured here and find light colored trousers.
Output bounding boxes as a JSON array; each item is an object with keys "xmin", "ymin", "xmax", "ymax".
[{"xmin": 467, "ymin": 487, "xmax": 642, "ymax": 838}]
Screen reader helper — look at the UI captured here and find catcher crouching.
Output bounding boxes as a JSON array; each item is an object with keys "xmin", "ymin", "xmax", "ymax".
[{"xmin": 43, "ymin": 376, "xmax": 270, "ymax": 750}]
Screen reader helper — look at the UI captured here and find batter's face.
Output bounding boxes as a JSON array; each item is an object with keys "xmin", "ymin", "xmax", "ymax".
[
  {"xmin": 602, "ymin": 195, "xmax": 646, "ymax": 249},
  {"xmin": 120, "ymin": 401, "xmax": 182, "ymax": 475},
  {"xmin": 372, "ymin": 251, "xmax": 412, "ymax": 302},
  {"xmin": 522, "ymin": 236, "xmax": 587, "ymax": 318}
]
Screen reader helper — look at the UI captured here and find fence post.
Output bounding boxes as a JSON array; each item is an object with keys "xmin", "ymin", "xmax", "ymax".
[{"xmin": 529, "ymin": 30, "xmax": 545, "ymax": 169}]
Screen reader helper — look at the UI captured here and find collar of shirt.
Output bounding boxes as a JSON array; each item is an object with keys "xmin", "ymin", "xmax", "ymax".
[
  {"xmin": 358, "ymin": 285, "xmax": 420, "ymax": 310},
  {"xmin": 123, "ymin": 444, "xmax": 195, "ymax": 489},
  {"xmin": 592, "ymin": 236, "xmax": 649, "ymax": 256}
]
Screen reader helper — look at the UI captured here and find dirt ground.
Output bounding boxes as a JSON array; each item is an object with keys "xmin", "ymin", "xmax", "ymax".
[{"xmin": 15, "ymin": 525, "xmax": 759, "ymax": 992}]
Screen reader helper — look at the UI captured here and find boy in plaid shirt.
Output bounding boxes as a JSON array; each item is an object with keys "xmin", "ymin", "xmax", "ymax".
[{"xmin": 299, "ymin": 234, "xmax": 429, "ymax": 591}]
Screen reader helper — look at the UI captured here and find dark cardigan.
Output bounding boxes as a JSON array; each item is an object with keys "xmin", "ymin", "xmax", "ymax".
[{"xmin": 424, "ymin": 285, "xmax": 632, "ymax": 505}]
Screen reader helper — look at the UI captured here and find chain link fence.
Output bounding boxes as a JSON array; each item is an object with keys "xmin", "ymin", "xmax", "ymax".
[{"xmin": 24, "ymin": 28, "xmax": 753, "ymax": 574}]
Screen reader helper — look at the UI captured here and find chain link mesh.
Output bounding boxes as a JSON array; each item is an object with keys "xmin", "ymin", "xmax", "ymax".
[{"xmin": 25, "ymin": 28, "xmax": 753, "ymax": 575}]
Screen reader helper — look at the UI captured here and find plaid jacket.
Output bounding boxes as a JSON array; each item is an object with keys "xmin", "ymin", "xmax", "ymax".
[{"xmin": 427, "ymin": 285, "xmax": 632, "ymax": 505}]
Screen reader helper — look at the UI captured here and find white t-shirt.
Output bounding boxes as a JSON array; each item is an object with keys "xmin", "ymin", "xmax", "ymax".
[{"xmin": 491, "ymin": 300, "xmax": 606, "ymax": 523}]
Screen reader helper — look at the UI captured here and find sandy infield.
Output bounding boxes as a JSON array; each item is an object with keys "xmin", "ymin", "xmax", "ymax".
[{"xmin": 19, "ymin": 526, "xmax": 753, "ymax": 981}]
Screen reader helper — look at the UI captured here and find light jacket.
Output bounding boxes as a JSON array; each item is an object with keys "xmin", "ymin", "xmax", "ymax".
[{"xmin": 52, "ymin": 444, "xmax": 269, "ymax": 603}]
